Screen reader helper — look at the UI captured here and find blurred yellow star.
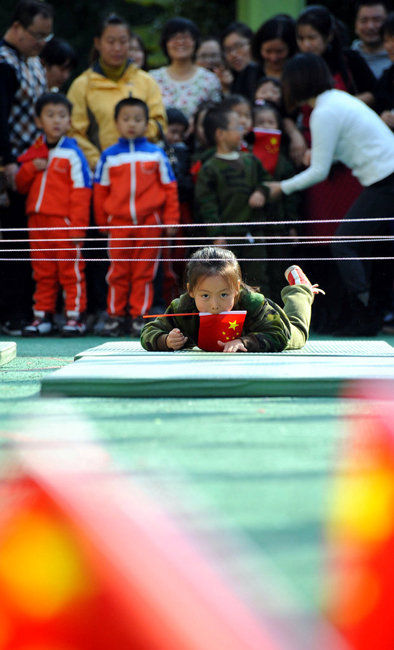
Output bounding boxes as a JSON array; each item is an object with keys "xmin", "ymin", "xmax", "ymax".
[{"xmin": 228, "ymin": 320, "xmax": 238, "ymax": 330}]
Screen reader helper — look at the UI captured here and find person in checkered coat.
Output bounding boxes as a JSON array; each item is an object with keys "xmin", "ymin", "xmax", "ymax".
[{"xmin": 0, "ymin": 0, "xmax": 53, "ymax": 335}]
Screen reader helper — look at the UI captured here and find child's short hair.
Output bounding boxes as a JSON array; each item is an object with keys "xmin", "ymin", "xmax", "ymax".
[
  {"xmin": 166, "ymin": 107, "xmax": 189, "ymax": 130},
  {"xmin": 114, "ymin": 97, "xmax": 149, "ymax": 121},
  {"xmin": 220, "ymin": 94, "xmax": 252, "ymax": 112},
  {"xmin": 202, "ymin": 107, "xmax": 232, "ymax": 146},
  {"xmin": 186, "ymin": 246, "xmax": 243, "ymax": 294},
  {"xmin": 253, "ymin": 101, "xmax": 282, "ymax": 130},
  {"xmin": 35, "ymin": 92, "xmax": 72, "ymax": 117}
]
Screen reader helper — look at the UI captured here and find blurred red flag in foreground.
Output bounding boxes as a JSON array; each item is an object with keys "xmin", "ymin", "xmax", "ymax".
[
  {"xmin": 198, "ymin": 311, "xmax": 246, "ymax": 352},
  {"xmin": 325, "ymin": 381, "xmax": 394, "ymax": 650},
  {"xmin": 252, "ymin": 129, "xmax": 281, "ymax": 176}
]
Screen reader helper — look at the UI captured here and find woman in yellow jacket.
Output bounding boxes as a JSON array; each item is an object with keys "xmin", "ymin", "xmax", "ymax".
[{"xmin": 67, "ymin": 13, "xmax": 166, "ymax": 170}]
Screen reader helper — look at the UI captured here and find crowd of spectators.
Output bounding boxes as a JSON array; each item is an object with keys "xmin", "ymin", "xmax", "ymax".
[{"xmin": 0, "ymin": 0, "xmax": 393, "ymax": 338}]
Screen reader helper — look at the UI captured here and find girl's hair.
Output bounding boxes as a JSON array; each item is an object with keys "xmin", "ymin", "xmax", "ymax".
[
  {"xmin": 296, "ymin": 5, "xmax": 356, "ymax": 93},
  {"xmin": 220, "ymin": 93, "xmax": 252, "ymax": 112},
  {"xmin": 382, "ymin": 11, "xmax": 394, "ymax": 37},
  {"xmin": 255, "ymin": 75, "xmax": 282, "ymax": 93},
  {"xmin": 40, "ymin": 37, "xmax": 77, "ymax": 69},
  {"xmin": 91, "ymin": 13, "xmax": 131, "ymax": 62},
  {"xmin": 186, "ymin": 247, "xmax": 243, "ymax": 294},
  {"xmin": 252, "ymin": 14, "xmax": 297, "ymax": 64},
  {"xmin": 253, "ymin": 101, "xmax": 282, "ymax": 130},
  {"xmin": 160, "ymin": 17, "xmax": 200, "ymax": 59},
  {"xmin": 220, "ymin": 21, "xmax": 254, "ymax": 46},
  {"xmin": 281, "ymin": 52, "xmax": 334, "ymax": 112}
]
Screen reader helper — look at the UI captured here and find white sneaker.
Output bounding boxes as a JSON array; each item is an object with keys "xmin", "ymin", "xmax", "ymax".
[{"xmin": 22, "ymin": 315, "xmax": 53, "ymax": 337}]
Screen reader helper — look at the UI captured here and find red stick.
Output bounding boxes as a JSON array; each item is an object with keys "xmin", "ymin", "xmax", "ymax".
[{"xmin": 142, "ymin": 313, "xmax": 199, "ymax": 318}]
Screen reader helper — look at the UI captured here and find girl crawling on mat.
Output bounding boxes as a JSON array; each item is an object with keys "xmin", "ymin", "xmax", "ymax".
[{"xmin": 140, "ymin": 246, "xmax": 324, "ymax": 353}]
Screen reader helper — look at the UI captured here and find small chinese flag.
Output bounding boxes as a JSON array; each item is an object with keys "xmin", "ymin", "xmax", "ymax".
[
  {"xmin": 252, "ymin": 129, "xmax": 281, "ymax": 175},
  {"xmin": 17, "ymin": 135, "xmax": 49, "ymax": 163},
  {"xmin": 198, "ymin": 311, "xmax": 246, "ymax": 352}
]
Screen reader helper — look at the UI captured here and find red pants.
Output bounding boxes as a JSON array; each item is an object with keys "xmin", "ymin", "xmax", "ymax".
[
  {"xmin": 106, "ymin": 213, "xmax": 162, "ymax": 318},
  {"xmin": 29, "ymin": 214, "xmax": 86, "ymax": 316}
]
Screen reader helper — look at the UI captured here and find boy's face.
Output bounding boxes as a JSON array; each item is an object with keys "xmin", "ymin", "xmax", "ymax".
[
  {"xmin": 116, "ymin": 105, "xmax": 147, "ymax": 139},
  {"xmin": 218, "ymin": 112, "xmax": 242, "ymax": 151},
  {"xmin": 35, "ymin": 103, "xmax": 70, "ymax": 143},
  {"xmin": 166, "ymin": 122, "xmax": 186, "ymax": 145}
]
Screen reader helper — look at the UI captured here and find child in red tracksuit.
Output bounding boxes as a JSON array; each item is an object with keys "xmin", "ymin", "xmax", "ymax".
[
  {"xmin": 94, "ymin": 97, "xmax": 180, "ymax": 337},
  {"xmin": 15, "ymin": 92, "xmax": 92, "ymax": 337}
]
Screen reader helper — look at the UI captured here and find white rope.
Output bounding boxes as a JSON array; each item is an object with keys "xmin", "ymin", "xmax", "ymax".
[
  {"xmin": 2, "ymin": 256, "xmax": 393, "ymax": 262},
  {"xmin": 1, "ymin": 234, "xmax": 393, "ymax": 244},
  {"xmin": 1, "ymin": 215, "xmax": 394, "ymax": 232},
  {"xmin": 1, "ymin": 237, "xmax": 392, "ymax": 254}
]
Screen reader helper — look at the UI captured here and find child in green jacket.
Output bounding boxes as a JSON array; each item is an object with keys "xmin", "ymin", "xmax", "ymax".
[{"xmin": 140, "ymin": 246, "xmax": 324, "ymax": 353}]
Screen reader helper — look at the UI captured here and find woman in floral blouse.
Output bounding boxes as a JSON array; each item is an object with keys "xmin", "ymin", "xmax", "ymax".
[{"xmin": 150, "ymin": 17, "xmax": 221, "ymax": 121}]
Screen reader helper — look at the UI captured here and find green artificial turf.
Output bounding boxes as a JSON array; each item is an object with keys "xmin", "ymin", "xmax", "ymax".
[{"xmin": 1, "ymin": 333, "xmax": 393, "ymax": 613}]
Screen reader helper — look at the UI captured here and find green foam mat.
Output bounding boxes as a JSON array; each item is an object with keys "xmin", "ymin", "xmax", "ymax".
[
  {"xmin": 42, "ymin": 350, "xmax": 394, "ymax": 398},
  {"xmin": 74, "ymin": 339, "xmax": 394, "ymax": 360},
  {"xmin": 0, "ymin": 342, "xmax": 16, "ymax": 366}
]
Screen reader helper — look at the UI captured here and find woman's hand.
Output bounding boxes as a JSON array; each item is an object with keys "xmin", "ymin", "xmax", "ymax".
[
  {"xmin": 218, "ymin": 338, "xmax": 247, "ymax": 353},
  {"xmin": 166, "ymin": 328, "xmax": 188, "ymax": 350},
  {"xmin": 266, "ymin": 181, "xmax": 282, "ymax": 201},
  {"xmin": 381, "ymin": 110, "xmax": 394, "ymax": 129},
  {"xmin": 248, "ymin": 190, "xmax": 266, "ymax": 208}
]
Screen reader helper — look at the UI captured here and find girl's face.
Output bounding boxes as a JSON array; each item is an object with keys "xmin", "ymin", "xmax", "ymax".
[
  {"xmin": 222, "ymin": 31, "xmax": 251, "ymax": 72},
  {"xmin": 94, "ymin": 25, "xmax": 130, "ymax": 68},
  {"xmin": 260, "ymin": 38, "xmax": 289, "ymax": 73},
  {"xmin": 254, "ymin": 108, "xmax": 279, "ymax": 130},
  {"xmin": 232, "ymin": 101, "xmax": 252, "ymax": 136},
  {"xmin": 383, "ymin": 33, "xmax": 394, "ymax": 62},
  {"xmin": 255, "ymin": 80, "xmax": 282, "ymax": 105},
  {"xmin": 129, "ymin": 37, "xmax": 145, "ymax": 68},
  {"xmin": 166, "ymin": 31, "xmax": 196, "ymax": 62},
  {"xmin": 188, "ymin": 274, "xmax": 239, "ymax": 314},
  {"xmin": 297, "ymin": 24, "xmax": 329, "ymax": 56}
]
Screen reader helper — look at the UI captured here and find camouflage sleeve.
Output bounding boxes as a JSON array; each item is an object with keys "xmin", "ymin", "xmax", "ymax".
[{"xmin": 240, "ymin": 296, "xmax": 291, "ymax": 352}]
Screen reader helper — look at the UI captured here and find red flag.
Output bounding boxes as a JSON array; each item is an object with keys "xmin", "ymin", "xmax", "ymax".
[
  {"xmin": 197, "ymin": 311, "xmax": 246, "ymax": 352},
  {"xmin": 17, "ymin": 135, "xmax": 49, "ymax": 163},
  {"xmin": 252, "ymin": 128, "xmax": 281, "ymax": 175}
]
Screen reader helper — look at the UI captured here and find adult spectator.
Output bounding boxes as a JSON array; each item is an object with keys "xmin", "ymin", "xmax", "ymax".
[
  {"xmin": 150, "ymin": 18, "xmax": 221, "ymax": 121},
  {"xmin": 251, "ymin": 14, "xmax": 297, "ymax": 80},
  {"xmin": 196, "ymin": 36, "xmax": 223, "ymax": 70},
  {"xmin": 221, "ymin": 21, "xmax": 262, "ymax": 102},
  {"xmin": 295, "ymin": 4, "xmax": 376, "ymax": 332},
  {"xmin": 40, "ymin": 37, "xmax": 77, "ymax": 90},
  {"xmin": 67, "ymin": 13, "xmax": 165, "ymax": 170},
  {"xmin": 0, "ymin": 0, "xmax": 53, "ymax": 335},
  {"xmin": 269, "ymin": 53, "xmax": 394, "ymax": 337},
  {"xmin": 352, "ymin": 0, "xmax": 391, "ymax": 78},
  {"xmin": 129, "ymin": 31, "xmax": 148, "ymax": 70},
  {"xmin": 375, "ymin": 12, "xmax": 394, "ymax": 125}
]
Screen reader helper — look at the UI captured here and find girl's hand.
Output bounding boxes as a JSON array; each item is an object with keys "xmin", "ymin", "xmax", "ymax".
[
  {"xmin": 248, "ymin": 190, "xmax": 266, "ymax": 208},
  {"xmin": 266, "ymin": 181, "xmax": 282, "ymax": 200},
  {"xmin": 288, "ymin": 130, "xmax": 307, "ymax": 167},
  {"xmin": 166, "ymin": 328, "xmax": 188, "ymax": 350},
  {"xmin": 33, "ymin": 158, "xmax": 48, "ymax": 171},
  {"xmin": 302, "ymin": 148, "xmax": 311, "ymax": 167},
  {"xmin": 218, "ymin": 338, "xmax": 247, "ymax": 353}
]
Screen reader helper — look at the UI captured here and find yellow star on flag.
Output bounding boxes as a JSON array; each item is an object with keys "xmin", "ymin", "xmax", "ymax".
[{"xmin": 228, "ymin": 320, "xmax": 238, "ymax": 331}]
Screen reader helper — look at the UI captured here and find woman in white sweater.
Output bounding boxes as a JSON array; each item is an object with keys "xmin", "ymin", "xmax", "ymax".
[{"xmin": 269, "ymin": 53, "xmax": 394, "ymax": 336}]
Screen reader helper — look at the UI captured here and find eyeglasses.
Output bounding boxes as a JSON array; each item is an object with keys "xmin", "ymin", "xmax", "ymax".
[
  {"xmin": 167, "ymin": 32, "xmax": 195, "ymax": 44},
  {"xmin": 223, "ymin": 40, "xmax": 249, "ymax": 56},
  {"xmin": 25, "ymin": 27, "xmax": 53, "ymax": 43}
]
